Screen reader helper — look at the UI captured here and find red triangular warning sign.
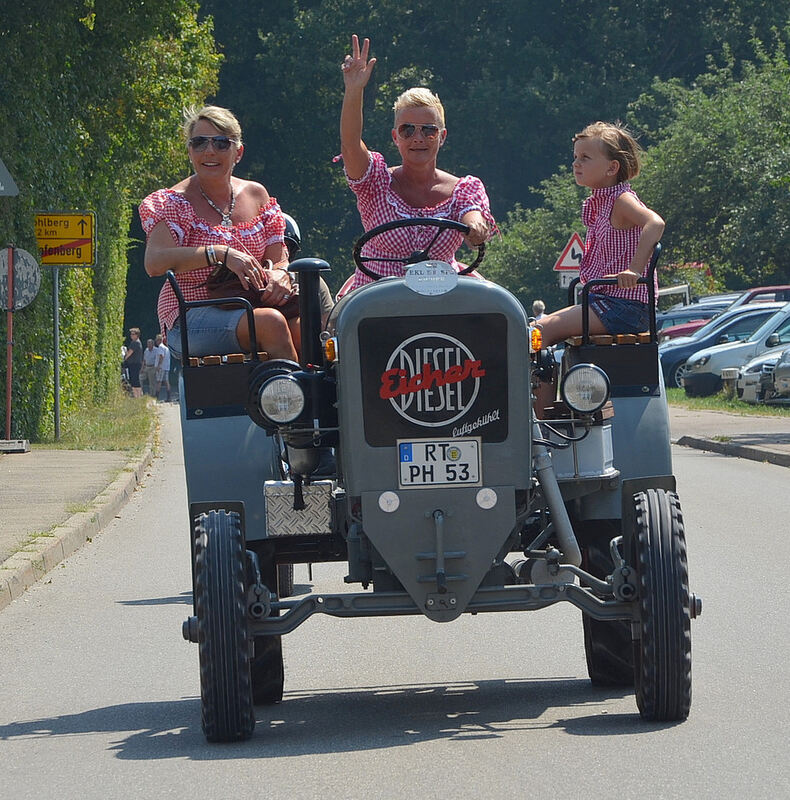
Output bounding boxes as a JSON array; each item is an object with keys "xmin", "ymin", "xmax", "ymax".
[{"xmin": 553, "ymin": 232, "xmax": 585, "ymax": 271}]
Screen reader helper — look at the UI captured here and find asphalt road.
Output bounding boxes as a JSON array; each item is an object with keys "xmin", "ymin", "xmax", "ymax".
[{"xmin": 1, "ymin": 404, "xmax": 788, "ymax": 799}]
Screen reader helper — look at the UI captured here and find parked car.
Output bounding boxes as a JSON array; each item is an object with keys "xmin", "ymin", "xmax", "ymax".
[
  {"xmin": 659, "ymin": 314, "xmax": 726, "ymax": 342},
  {"xmin": 658, "ymin": 302, "xmax": 785, "ymax": 389},
  {"xmin": 683, "ymin": 302, "xmax": 790, "ymax": 396},
  {"xmin": 735, "ymin": 350, "xmax": 783, "ymax": 404},
  {"xmin": 728, "ymin": 285, "xmax": 790, "ymax": 309},
  {"xmin": 691, "ymin": 292, "xmax": 741, "ymax": 307},
  {"xmin": 656, "ymin": 305, "xmax": 724, "ymax": 337},
  {"xmin": 763, "ymin": 344, "xmax": 790, "ymax": 402}
]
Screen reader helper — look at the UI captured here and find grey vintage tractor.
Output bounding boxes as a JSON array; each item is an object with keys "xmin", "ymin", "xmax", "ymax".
[{"xmin": 170, "ymin": 218, "xmax": 700, "ymax": 742}]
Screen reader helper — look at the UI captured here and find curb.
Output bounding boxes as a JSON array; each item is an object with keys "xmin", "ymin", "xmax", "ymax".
[
  {"xmin": 675, "ymin": 435, "xmax": 790, "ymax": 468},
  {"xmin": 0, "ymin": 422, "xmax": 157, "ymax": 612}
]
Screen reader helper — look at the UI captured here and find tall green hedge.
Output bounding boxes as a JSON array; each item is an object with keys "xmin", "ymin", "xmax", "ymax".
[{"xmin": 0, "ymin": 1, "xmax": 220, "ymax": 439}]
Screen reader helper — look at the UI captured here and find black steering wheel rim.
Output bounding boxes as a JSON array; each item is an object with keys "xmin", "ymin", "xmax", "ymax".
[{"xmin": 351, "ymin": 217, "xmax": 485, "ymax": 280}]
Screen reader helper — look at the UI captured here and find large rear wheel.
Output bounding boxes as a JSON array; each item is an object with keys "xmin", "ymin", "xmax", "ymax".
[
  {"xmin": 195, "ymin": 510, "xmax": 255, "ymax": 742},
  {"xmin": 632, "ymin": 489, "xmax": 692, "ymax": 721}
]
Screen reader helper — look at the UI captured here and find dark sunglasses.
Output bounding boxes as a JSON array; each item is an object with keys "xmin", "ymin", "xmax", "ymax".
[
  {"xmin": 188, "ymin": 135, "xmax": 237, "ymax": 151},
  {"xmin": 397, "ymin": 123, "xmax": 441, "ymax": 140}
]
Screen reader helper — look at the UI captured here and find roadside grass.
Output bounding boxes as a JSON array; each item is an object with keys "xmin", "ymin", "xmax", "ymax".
[
  {"xmin": 33, "ymin": 390, "xmax": 156, "ymax": 452},
  {"xmin": 666, "ymin": 387, "xmax": 790, "ymax": 416}
]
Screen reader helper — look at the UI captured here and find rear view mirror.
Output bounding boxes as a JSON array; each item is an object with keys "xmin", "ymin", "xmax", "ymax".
[
  {"xmin": 766, "ymin": 333, "xmax": 781, "ymax": 347},
  {"xmin": 717, "ymin": 334, "xmax": 730, "ymax": 344}
]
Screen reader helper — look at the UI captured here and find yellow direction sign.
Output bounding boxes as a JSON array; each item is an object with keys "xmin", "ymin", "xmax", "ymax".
[{"xmin": 34, "ymin": 211, "xmax": 95, "ymax": 266}]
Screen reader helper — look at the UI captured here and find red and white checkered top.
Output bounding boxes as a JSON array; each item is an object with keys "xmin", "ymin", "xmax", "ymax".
[
  {"xmin": 346, "ymin": 151, "xmax": 497, "ymax": 290},
  {"xmin": 580, "ymin": 182, "xmax": 658, "ymax": 304},
  {"xmin": 139, "ymin": 188, "xmax": 285, "ymax": 332}
]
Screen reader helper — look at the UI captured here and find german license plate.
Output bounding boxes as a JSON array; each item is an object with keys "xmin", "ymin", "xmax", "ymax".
[{"xmin": 397, "ymin": 437, "xmax": 481, "ymax": 488}]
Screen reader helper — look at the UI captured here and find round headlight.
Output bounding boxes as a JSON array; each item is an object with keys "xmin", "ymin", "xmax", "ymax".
[
  {"xmin": 561, "ymin": 364, "xmax": 610, "ymax": 414},
  {"xmin": 259, "ymin": 376, "xmax": 305, "ymax": 423}
]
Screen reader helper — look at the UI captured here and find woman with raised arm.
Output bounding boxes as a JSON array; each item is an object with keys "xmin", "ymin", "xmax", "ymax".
[{"xmin": 339, "ymin": 34, "xmax": 496, "ymax": 291}]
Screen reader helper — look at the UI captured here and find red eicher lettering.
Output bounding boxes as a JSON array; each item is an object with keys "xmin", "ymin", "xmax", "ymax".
[{"xmin": 379, "ymin": 359, "xmax": 485, "ymax": 400}]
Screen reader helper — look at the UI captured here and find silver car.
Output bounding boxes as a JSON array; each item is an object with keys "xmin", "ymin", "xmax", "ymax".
[
  {"xmin": 736, "ymin": 350, "xmax": 783, "ymax": 404},
  {"xmin": 765, "ymin": 345, "xmax": 790, "ymax": 402}
]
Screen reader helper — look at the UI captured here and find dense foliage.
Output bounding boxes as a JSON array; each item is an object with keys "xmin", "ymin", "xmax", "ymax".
[
  {"xmin": 0, "ymin": 1, "xmax": 218, "ymax": 438},
  {"xmin": 485, "ymin": 31, "xmax": 790, "ymax": 310},
  {"xmin": 203, "ymin": 0, "xmax": 790, "ymax": 292},
  {"xmin": 3, "ymin": 1, "xmax": 789, "ymax": 438}
]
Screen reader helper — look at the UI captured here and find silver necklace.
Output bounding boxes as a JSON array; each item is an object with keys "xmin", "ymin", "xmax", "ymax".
[{"xmin": 200, "ymin": 185, "xmax": 235, "ymax": 227}]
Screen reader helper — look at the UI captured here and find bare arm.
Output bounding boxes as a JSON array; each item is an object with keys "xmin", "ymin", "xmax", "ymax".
[
  {"xmin": 340, "ymin": 34, "xmax": 377, "ymax": 181},
  {"xmin": 143, "ymin": 221, "xmax": 209, "ymax": 278},
  {"xmin": 143, "ymin": 221, "xmax": 278, "ymax": 293},
  {"xmin": 608, "ymin": 193, "xmax": 665, "ymax": 288}
]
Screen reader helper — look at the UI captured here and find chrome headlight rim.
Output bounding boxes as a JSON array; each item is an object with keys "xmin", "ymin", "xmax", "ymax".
[
  {"xmin": 560, "ymin": 363, "xmax": 610, "ymax": 414},
  {"xmin": 258, "ymin": 375, "xmax": 306, "ymax": 424}
]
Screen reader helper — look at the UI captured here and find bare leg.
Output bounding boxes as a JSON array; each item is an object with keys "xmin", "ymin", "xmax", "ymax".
[
  {"xmin": 537, "ymin": 304, "xmax": 607, "ymax": 348},
  {"xmin": 236, "ymin": 308, "xmax": 298, "ymax": 361},
  {"xmin": 287, "ymin": 317, "xmax": 301, "ymax": 356}
]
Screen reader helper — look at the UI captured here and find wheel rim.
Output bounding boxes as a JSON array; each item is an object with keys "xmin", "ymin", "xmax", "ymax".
[{"xmin": 671, "ymin": 362, "xmax": 689, "ymax": 388}]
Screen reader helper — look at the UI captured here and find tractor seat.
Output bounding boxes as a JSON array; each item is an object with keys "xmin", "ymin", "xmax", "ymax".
[
  {"xmin": 186, "ymin": 351, "xmax": 270, "ymax": 368},
  {"xmin": 565, "ymin": 332, "xmax": 652, "ymax": 347}
]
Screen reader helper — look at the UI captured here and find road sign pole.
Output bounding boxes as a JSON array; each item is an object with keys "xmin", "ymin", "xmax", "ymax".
[
  {"xmin": 5, "ymin": 245, "xmax": 13, "ymax": 440},
  {"xmin": 53, "ymin": 265, "xmax": 61, "ymax": 440}
]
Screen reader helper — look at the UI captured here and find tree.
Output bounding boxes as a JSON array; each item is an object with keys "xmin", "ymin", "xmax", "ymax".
[
  {"xmin": 201, "ymin": 0, "xmax": 790, "ymax": 290},
  {"xmin": 0, "ymin": 0, "xmax": 219, "ymax": 437},
  {"xmin": 632, "ymin": 32, "xmax": 790, "ymax": 286}
]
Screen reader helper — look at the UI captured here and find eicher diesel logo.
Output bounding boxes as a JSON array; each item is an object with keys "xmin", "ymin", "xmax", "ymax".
[
  {"xmin": 379, "ymin": 332, "xmax": 485, "ymax": 427},
  {"xmin": 359, "ymin": 313, "xmax": 508, "ymax": 446}
]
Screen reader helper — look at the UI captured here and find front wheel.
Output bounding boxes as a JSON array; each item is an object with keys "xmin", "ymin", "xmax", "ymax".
[
  {"xmin": 632, "ymin": 489, "xmax": 692, "ymax": 721},
  {"xmin": 195, "ymin": 510, "xmax": 255, "ymax": 742},
  {"xmin": 669, "ymin": 360, "xmax": 689, "ymax": 389}
]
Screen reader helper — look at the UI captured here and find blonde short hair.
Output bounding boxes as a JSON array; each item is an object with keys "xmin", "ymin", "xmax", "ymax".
[
  {"xmin": 573, "ymin": 121, "xmax": 642, "ymax": 182},
  {"xmin": 393, "ymin": 88, "xmax": 445, "ymax": 128},
  {"xmin": 182, "ymin": 105, "xmax": 243, "ymax": 146}
]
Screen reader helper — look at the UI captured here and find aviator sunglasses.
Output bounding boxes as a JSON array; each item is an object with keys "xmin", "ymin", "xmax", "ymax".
[
  {"xmin": 397, "ymin": 123, "xmax": 441, "ymax": 140},
  {"xmin": 188, "ymin": 135, "xmax": 238, "ymax": 151}
]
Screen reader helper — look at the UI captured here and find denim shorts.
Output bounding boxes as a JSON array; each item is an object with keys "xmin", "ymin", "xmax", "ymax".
[
  {"xmin": 588, "ymin": 292, "xmax": 650, "ymax": 335},
  {"xmin": 167, "ymin": 305, "xmax": 245, "ymax": 359}
]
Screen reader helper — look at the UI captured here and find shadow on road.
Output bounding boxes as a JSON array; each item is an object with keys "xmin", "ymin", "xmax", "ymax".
[
  {"xmin": 117, "ymin": 591, "xmax": 193, "ymax": 606},
  {"xmin": 0, "ymin": 677, "xmax": 678, "ymax": 759}
]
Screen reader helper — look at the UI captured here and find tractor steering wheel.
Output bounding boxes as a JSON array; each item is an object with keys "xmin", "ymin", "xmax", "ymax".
[{"xmin": 351, "ymin": 217, "xmax": 485, "ymax": 281}]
